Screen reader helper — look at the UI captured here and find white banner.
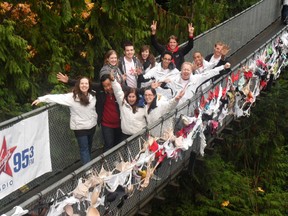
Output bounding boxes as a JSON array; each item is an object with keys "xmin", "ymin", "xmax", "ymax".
[{"xmin": 0, "ymin": 111, "xmax": 52, "ymax": 199}]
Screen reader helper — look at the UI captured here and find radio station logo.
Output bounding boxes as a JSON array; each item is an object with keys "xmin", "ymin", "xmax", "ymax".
[{"xmin": 0, "ymin": 137, "xmax": 17, "ymax": 177}]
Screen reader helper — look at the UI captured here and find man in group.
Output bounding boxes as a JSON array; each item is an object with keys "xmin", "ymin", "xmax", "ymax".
[
  {"xmin": 118, "ymin": 41, "xmax": 142, "ymax": 88},
  {"xmin": 150, "ymin": 20, "xmax": 195, "ymax": 70},
  {"xmin": 140, "ymin": 51, "xmax": 180, "ymax": 100},
  {"xmin": 205, "ymin": 42, "xmax": 230, "ymax": 81},
  {"xmin": 205, "ymin": 42, "xmax": 229, "ymax": 67}
]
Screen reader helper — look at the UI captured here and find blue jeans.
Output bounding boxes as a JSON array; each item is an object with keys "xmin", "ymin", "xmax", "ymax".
[
  {"xmin": 76, "ymin": 133, "xmax": 94, "ymax": 164},
  {"xmin": 101, "ymin": 124, "xmax": 125, "ymax": 151}
]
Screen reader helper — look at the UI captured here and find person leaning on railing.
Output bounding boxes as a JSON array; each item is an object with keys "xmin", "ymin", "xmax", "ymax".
[
  {"xmin": 205, "ymin": 42, "xmax": 231, "ymax": 81},
  {"xmin": 143, "ymin": 86, "xmax": 185, "ymax": 126},
  {"xmin": 166, "ymin": 62, "xmax": 231, "ymax": 105},
  {"xmin": 150, "ymin": 20, "xmax": 195, "ymax": 70},
  {"xmin": 32, "ymin": 77, "xmax": 97, "ymax": 165}
]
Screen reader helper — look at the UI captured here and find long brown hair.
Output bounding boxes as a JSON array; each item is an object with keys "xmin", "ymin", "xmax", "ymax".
[
  {"xmin": 73, "ymin": 77, "xmax": 91, "ymax": 106},
  {"xmin": 137, "ymin": 45, "xmax": 156, "ymax": 68},
  {"xmin": 123, "ymin": 88, "xmax": 140, "ymax": 113}
]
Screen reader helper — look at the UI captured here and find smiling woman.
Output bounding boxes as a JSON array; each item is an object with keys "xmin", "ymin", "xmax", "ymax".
[{"xmin": 31, "ymin": 77, "xmax": 97, "ymax": 165}]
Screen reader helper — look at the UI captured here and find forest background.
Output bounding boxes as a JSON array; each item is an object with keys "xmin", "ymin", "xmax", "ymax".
[{"xmin": 0, "ymin": 0, "xmax": 258, "ymax": 121}]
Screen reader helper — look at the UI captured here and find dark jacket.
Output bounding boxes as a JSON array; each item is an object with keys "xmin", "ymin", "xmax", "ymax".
[
  {"xmin": 205, "ymin": 53, "xmax": 227, "ymax": 67},
  {"xmin": 151, "ymin": 35, "xmax": 194, "ymax": 70},
  {"xmin": 205, "ymin": 53, "xmax": 230, "ymax": 81}
]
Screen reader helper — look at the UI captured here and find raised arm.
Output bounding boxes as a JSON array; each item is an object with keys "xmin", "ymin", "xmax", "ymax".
[
  {"xmin": 57, "ymin": 72, "xmax": 101, "ymax": 91},
  {"xmin": 57, "ymin": 72, "xmax": 76, "ymax": 86},
  {"xmin": 150, "ymin": 20, "xmax": 166, "ymax": 54},
  {"xmin": 179, "ymin": 23, "xmax": 195, "ymax": 55},
  {"xmin": 195, "ymin": 62, "xmax": 231, "ymax": 85},
  {"xmin": 111, "ymin": 78, "xmax": 125, "ymax": 105},
  {"xmin": 32, "ymin": 93, "xmax": 73, "ymax": 107}
]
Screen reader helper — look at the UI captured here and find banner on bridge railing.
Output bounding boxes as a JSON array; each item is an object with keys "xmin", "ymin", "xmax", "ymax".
[{"xmin": 0, "ymin": 111, "xmax": 52, "ymax": 199}]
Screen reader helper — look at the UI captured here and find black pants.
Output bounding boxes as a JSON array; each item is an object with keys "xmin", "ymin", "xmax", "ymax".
[{"xmin": 281, "ymin": 5, "xmax": 288, "ymax": 24}]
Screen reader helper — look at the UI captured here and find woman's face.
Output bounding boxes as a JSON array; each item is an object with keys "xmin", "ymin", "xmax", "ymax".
[
  {"xmin": 107, "ymin": 53, "xmax": 118, "ymax": 66},
  {"xmin": 168, "ymin": 38, "xmax": 178, "ymax": 51},
  {"xmin": 79, "ymin": 78, "xmax": 89, "ymax": 94},
  {"xmin": 127, "ymin": 92, "xmax": 137, "ymax": 105},
  {"xmin": 144, "ymin": 89, "xmax": 155, "ymax": 105},
  {"xmin": 141, "ymin": 49, "xmax": 149, "ymax": 60}
]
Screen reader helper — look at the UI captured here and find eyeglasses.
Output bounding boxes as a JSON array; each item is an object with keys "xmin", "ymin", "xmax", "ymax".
[{"xmin": 163, "ymin": 58, "xmax": 172, "ymax": 61}]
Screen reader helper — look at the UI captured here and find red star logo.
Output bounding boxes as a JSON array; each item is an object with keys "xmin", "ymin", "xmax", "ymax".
[{"xmin": 0, "ymin": 137, "xmax": 17, "ymax": 177}]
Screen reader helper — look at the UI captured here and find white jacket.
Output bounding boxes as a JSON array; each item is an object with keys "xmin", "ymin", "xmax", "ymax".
[
  {"xmin": 145, "ymin": 97, "xmax": 178, "ymax": 125},
  {"xmin": 111, "ymin": 80, "xmax": 146, "ymax": 135},
  {"xmin": 143, "ymin": 63, "xmax": 180, "ymax": 82},
  {"xmin": 38, "ymin": 93, "xmax": 97, "ymax": 130},
  {"xmin": 167, "ymin": 65, "xmax": 225, "ymax": 105},
  {"xmin": 194, "ymin": 59, "xmax": 217, "ymax": 74}
]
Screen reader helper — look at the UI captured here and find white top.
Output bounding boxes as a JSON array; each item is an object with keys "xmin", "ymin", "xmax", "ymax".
[
  {"xmin": 111, "ymin": 80, "xmax": 146, "ymax": 135},
  {"xmin": 194, "ymin": 59, "xmax": 217, "ymax": 74},
  {"xmin": 284, "ymin": 0, "xmax": 288, "ymax": 6},
  {"xmin": 143, "ymin": 63, "xmax": 180, "ymax": 82},
  {"xmin": 38, "ymin": 93, "xmax": 97, "ymax": 130},
  {"xmin": 124, "ymin": 57, "xmax": 137, "ymax": 88},
  {"xmin": 209, "ymin": 55, "xmax": 221, "ymax": 65},
  {"xmin": 167, "ymin": 65, "xmax": 225, "ymax": 105},
  {"xmin": 145, "ymin": 97, "xmax": 178, "ymax": 125}
]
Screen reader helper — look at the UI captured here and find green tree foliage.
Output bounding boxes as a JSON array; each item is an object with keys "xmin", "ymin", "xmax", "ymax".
[{"xmin": 0, "ymin": 18, "xmax": 38, "ymax": 119}]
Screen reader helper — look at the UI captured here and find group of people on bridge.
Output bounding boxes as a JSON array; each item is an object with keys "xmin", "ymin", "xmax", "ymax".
[{"xmin": 32, "ymin": 21, "xmax": 231, "ymax": 165}]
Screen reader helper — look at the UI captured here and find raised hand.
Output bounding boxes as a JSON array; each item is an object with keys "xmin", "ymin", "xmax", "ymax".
[
  {"xmin": 151, "ymin": 20, "xmax": 157, "ymax": 35},
  {"xmin": 122, "ymin": 73, "xmax": 127, "ymax": 82},
  {"xmin": 135, "ymin": 66, "xmax": 143, "ymax": 75},
  {"xmin": 175, "ymin": 89, "xmax": 185, "ymax": 101},
  {"xmin": 188, "ymin": 23, "xmax": 194, "ymax": 37},
  {"xmin": 151, "ymin": 81, "xmax": 160, "ymax": 89},
  {"xmin": 221, "ymin": 44, "xmax": 230, "ymax": 57},
  {"xmin": 57, "ymin": 72, "xmax": 69, "ymax": 83},
  {"xmin": 31, "ymin": 99, "xmax": 41, "ymax": 106},
  {"xmin": 109, "ymin": 72, "xmax": 115, "ymax": 81}
]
